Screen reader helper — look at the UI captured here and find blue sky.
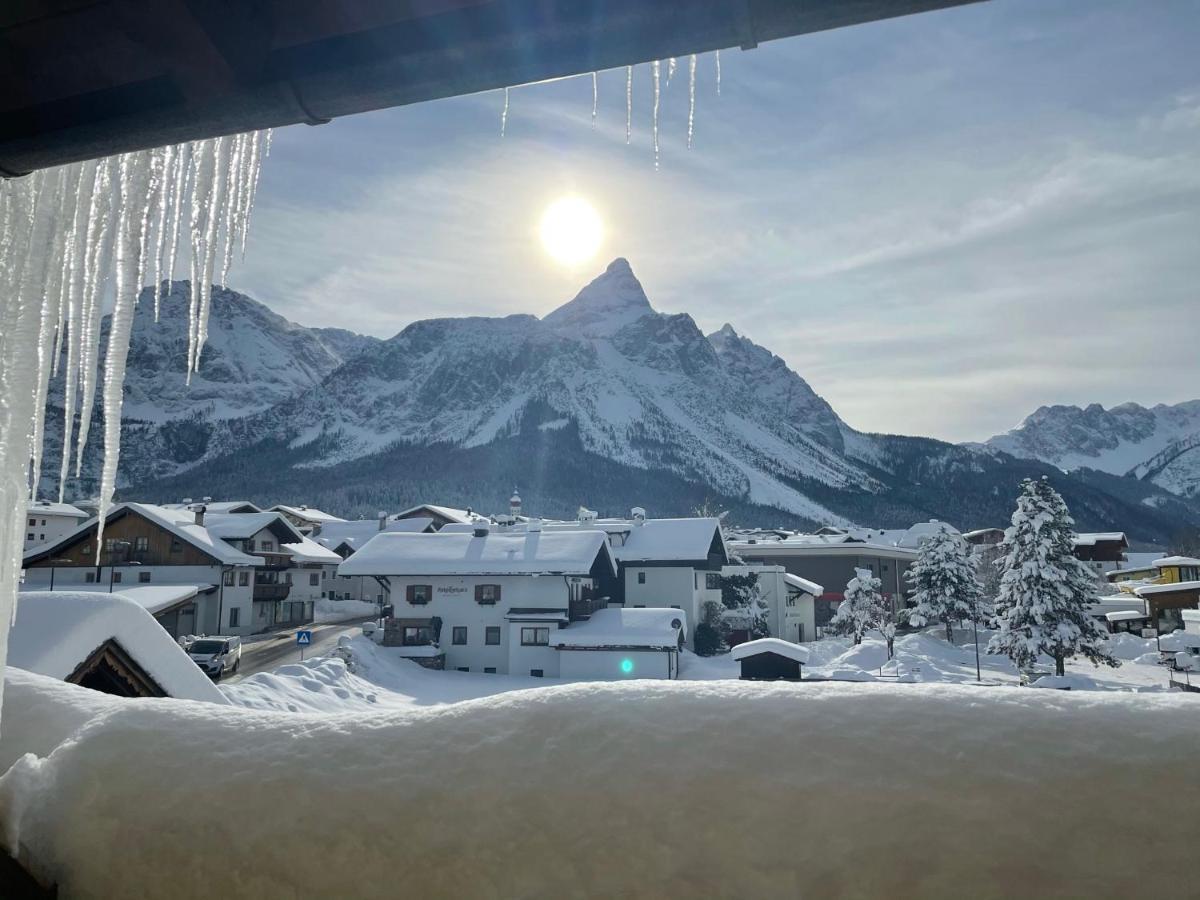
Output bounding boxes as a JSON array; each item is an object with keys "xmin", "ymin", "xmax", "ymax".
[{"xmin": 236, "ymin": 0, "xmax": 1200, "ymax": 444}]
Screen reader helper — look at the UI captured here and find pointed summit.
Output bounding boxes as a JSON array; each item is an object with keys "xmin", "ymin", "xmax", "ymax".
[{"xmin": 543, "ymin": 258, "xmax": 654, "ymax": 336}]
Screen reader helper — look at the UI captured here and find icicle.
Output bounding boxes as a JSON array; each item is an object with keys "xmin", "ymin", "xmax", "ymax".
[
  {"xmin": 161, "ymin": 142, "xmax": 192, "ymax": 318},
  {"xmin": 74, "ymin": 157, "xmax": 117, "ymax": 476},
  {"xmin": 667, "ymin": 57, "xmax": 677, "ymax": 84},
  {"xmin": 716, "ymin": 50, "xmax": 722, "ymax": 96},
  {"xmin": 219, "ymin": 133, "xmax": 246, "ymax": 288},
  {"xmin": 150, "ymin": 144, "xmax": 178, "ymax": 314},
  {"xmin": 591, "ymin": 73, "xmax": 598, "ymax": 129},
  {"xmin": 192, "ymin": 136, "xmax": 233, "ymax": 375},
  {"xmin": 625, "ymin": 66, "xmax": 633, "ymax": 144},
  {"xmin": 501, "ymin": 87, "xmax": 510, "ymax": 137},
  {"xmin": 688, "ymin": 54, "xmax": 698, "ymax": 150},
  {"xmin": 186, "ymin": 141, "xmax": 217, "ymax": 379},
  {"xmin": 241, "ymin": 131, "xmax": 267, "ymax": 259},
  {"xmin": 652, "ymin": 60, "xmax": 661, "ymax": 169}
]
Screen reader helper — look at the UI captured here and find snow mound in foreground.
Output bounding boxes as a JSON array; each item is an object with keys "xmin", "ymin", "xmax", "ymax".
[{"xmin": 3, "ymin": 668, "xmax": 1199, "ymax": 899}]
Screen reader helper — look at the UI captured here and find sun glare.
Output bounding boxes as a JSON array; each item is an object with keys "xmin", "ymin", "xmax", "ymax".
[{"xmin": 539, "ymin": 196, "xmax": 603, "ymax": 267}]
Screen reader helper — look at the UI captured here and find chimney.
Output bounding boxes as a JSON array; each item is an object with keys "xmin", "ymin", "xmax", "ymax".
[
  {"xmin": 631, "ymin": 506, "xmax": 646, "ymax": 525},
  {"xmin": 378, "ymin": 510, "xmax": 388, "ymax": 532},
  {"xmin": 193, "ymin": 503, "xmax": 206, "ymax": 527},
  {"xmin": 509, "ymin": 488, "xmax": 522, "ymax": 518}
]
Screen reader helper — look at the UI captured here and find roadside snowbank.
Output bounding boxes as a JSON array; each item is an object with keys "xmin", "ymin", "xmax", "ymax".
[
  {"xmin": 313, "ymin": 598, "xmax": 378, "ymax": 624},
  {"xmin": 3, "ymin": 667, "xmax": 1199, "ymax": 898}
]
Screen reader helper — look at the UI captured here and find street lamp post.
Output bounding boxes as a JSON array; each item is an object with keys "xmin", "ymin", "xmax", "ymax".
[{"xmin": 972, "ymin": 596, "xmax": 982, "ymax": 683}]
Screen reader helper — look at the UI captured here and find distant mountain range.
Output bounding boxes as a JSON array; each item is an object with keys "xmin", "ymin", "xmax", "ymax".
[
  {"xmin": 40, "ymin": 260, "xmax": 1200, "ymax": 544},
  {"xmin": 979, "ymin": 401, "xmax": 1200, "ymax": 500}
]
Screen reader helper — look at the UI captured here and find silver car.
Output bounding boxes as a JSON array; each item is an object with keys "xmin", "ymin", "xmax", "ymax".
[{"xmin": 187, "ymin": 636, "xmax": 242, "ymax": 679}]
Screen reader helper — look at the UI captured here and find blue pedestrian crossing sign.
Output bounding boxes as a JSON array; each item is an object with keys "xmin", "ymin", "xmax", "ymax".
[{"xmin": 296, "ymin": 630, "xmax": 312, "ymax": 646}]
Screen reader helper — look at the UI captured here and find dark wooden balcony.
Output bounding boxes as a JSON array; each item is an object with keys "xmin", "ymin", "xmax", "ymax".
[{"xmin": 253, "ymin": 583, "xmax": 292, "ymax": 602}]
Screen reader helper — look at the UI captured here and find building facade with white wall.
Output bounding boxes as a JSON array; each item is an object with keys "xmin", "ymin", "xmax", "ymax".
[{"xmin": 23, "ymin": 500, "xmax": 89, "ymax": 551}]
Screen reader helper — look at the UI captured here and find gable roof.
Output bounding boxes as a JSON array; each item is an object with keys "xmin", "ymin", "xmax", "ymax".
[
  {"xmin": 393, "ymin": 504, "xmax": 482, "ymax": 525},
  {"xmin": 1073, "ymin": 532, "xmax": 1129, "ymax": 548},
  {"xmin": 9, "ymin": 591, "xmax": 228, "ymax": 703},
  {"xmin": 22, "ymin": 503, "xmax": 263, "ymax": 567},
  {"xmin": 163, "ymin": 500, "xmax": 263, "ymax": 515},
  {"xmin": 270, "ymin": 505, "xmax": 346, "ymax": 525},
  {"xmin": 731, "ymin": 637, "xmax": 809, "ymax": 664},
  {"xmin": 283, "ymin": 534, "xmax": 344, "ymax": 565},
  {"xmin": 204, "ymin": 512, "xmax": 305, "ymax": 544},
  {"xmin": 315, "ymin": 518, "xmax": 436, "ymax": 554},
  {"xmin": 26, "ymin": 500, "xmax": 89, "ymax": 518},
  {"xmin": 338, "ymin": 530, "xmax": 615, "ymax": 578}
]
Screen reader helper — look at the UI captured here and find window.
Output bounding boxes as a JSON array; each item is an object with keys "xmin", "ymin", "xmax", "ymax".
[
  {"xmin": 530, "ymin": 669, "xmax": 544, "ymax": 678},
  {"xmin": 170, "ymin": 538, "xmax": 183, "ymax": 553},
  {"xmin": 104, "ymin": 538, "xmax": 117, "ymax": 552},
  {"xmin": 309, "ymin": 573, "xmax": 319, "ymax": 586},
  {"xmin": 40, "ymin": 519, "xmax": 46, "ymax": 527},
  {"xmin": 238, "ymin": 571, "xmax": 250, "ymax": 587},
  {"xmin": 223, "ymin": 570, "xmax": 235, "ymax": 587},
  {"xmin": 457, "ymin": 667, "xmax": 470, "ymax": 672},
  {"xmin": 452, "ymin": 626, "xmax": 468, "ymax": 645},
  {"xmin": 402, "ymin": 626, "xmax": 432, "ymax": 646},
  {"xmin": 407, "ymin": 584, "xmax": 432, "ymax": 605},
  {"xmin": 485, "ymin": 626, "xmax": 501, "ymax": 645},
  {"xmin": 81, "ymin": 544, "xmax": 91, "ymax": 555},
  {"xmin": 229, "ymin": 608, "xmax": 240, "ymax": 627},
  {"xmin": 85, "ymin": 571, "xmax": 96, "ymax": 584},
  {"xmin": 38, "ymin": 534, "xmax": 44, "ymax": 541},
  {"xmin": 705, "ymin": 573, "xmax": 721, "ymax": 590},
  {"xmin": 637, "ymin": 571, "xmax": 646, "ymax": 585},
  {"xmin": 138, "ymin": 571, "xmax": 151, "ymax": 583},
  {"xmin": 285, "ymin": 572, "xmax": 293, "ymax": 584},
  {"xmin": 322, "ymin": 570, "xmax": 327, "ymax": 580},
  {"xmin": 26, "ymin": 533, "xmax": 33, "ymax": 542},
  {"xmin": 245, "ymin": 540, "xmax": 255, "ymax": 552},
  {"xmin": 521, "ymin": 627, "xmax": 550, "ymax": 646},
  {"xmin": 133, "ymin": 536, "xmax": 149, "ymax": 552},
  {"xmin": 484, "ymin": 667, "xmax": 497, "ymax": 674},
  {"xmin": 112, "ymin": 571, "xmax": 122, "ymax": 583},
  {"xmin": 475, "ymin": 584, "xmax": 501, "ymax": 604},
  {"xmin": 261, "ymin": 540, "xmax": 274, "ymax": 552},
  {"xmin": 27, "ymin": 517, "xmax": 35, "ymax": 527}
]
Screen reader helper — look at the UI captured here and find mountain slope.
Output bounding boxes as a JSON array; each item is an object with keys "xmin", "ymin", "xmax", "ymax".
[{"xmin": 981, "ymin": 400, "xmax": 1200, "ymax": 498}]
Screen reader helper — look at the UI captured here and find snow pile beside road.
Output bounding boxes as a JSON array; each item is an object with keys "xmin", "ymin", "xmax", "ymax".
[
  {"xmin": 4, "ymin": 673, "xmax": 1200, "ymax": 898},
  {"xmin": 313, "ymin": 598, "xmax": 378, "ymax": 623}
]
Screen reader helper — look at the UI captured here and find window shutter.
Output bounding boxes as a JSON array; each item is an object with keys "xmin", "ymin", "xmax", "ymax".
[
  {"xmin": 474, "ymin": 584, "xmax": 483, "ymax": 602},
  {"xmin": 406, "ymin": 585, "xmax": 415, "ymax": 603}
]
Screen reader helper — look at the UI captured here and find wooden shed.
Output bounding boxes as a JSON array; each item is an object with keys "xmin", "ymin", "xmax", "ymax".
[{"xmin": 731, "ymin": 638, "xmax": 809, "ymax": 682}]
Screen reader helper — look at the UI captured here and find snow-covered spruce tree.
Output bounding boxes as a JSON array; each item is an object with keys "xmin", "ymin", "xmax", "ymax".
[
  {"xmin": 987, "ymin": 478, "xmax": 1118, "ymax": 677},
  {"xmin": 830, "ymin": 568, "xmax": 884, "ymax": 646},
  {"xmin": 906, "ymin": 531, "xmax": 981, "ymax": 644},
  {"xmin": 693, "ymin": 599, "xmax": 725, "ymax": 656}
]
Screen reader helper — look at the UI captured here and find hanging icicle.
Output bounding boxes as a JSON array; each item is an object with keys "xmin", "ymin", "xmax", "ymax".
[
  {"xmin": 716, "ymin": 49, "xmax": 722, "ymax": 96},
  {"xmin": 625, "ymin": 66, "xmax": 633, "ymax": 144},
  {"xmin": 667, "ymin": 57, "xmax": 677, "ymax": 85},
  {"xmin": 501, "ymin": 87, "xmax": 510, "ymax": 137},
  {"xmin": 591, "ymin": 73, "xmax": 598, "ymax": 129},
  {"xmin": 0, "ymin": 128, "xmax": 271, "ymax": 730},
  {"xmin": 688, "ymin": 55, "xmax": 698, "ymax": 150},
  {"xmin": 652, "ymin": 60, "xmax": 661, "ymax": 169}
]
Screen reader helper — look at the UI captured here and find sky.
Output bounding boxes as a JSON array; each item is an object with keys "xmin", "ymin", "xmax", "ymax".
[{"xmin": 236, "ymin": 0, "xmax": 1200, "ymax": 444}]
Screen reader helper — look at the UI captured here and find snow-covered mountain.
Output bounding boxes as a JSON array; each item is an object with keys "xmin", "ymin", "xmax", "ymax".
[
  {"xmin": 43, "ymin": 261, "xmax": 1199, "ymax": 542},
  {"xmin": 981, "ymin": 401, "xmax": 1200, "ymax": 498}
]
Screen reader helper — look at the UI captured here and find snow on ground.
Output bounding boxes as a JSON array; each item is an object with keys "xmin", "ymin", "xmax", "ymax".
[
  {"xmin": 2, "ymin": 664, "xmax": 1198, "ymax": 899},
  {"xmin": 312, "ymin": 598, "xmax": 378, "ymax": 623}
]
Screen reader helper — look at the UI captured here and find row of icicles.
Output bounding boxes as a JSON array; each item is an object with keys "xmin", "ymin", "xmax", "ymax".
[
  {"xmin": 0, "ymin": 130, "xmax": 270, "ymax": 611},
  {"xmin": 501, "ymin": 51, "xmax": 721, "ymax": 168}
]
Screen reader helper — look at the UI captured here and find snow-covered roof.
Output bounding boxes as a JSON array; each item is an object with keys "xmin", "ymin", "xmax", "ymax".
[
  {"xmin": 732, "ymin": 540, "xmax": 918, "ymax": 561},
  {"xmin": 23, "ymin": 503, "xmax": 263, "ymax": 567},
  {"xmin": 283, "ymin": 535, "xmax": 343, "ymax": 565},
  {"xmin": 1134, "ymin": 580, "xmax": 1200, "ymax": 597},
  {"xmin": 9, "ymin": 591, "xmax": 228, "ymax": 703},
  {"xmin": 315, "ymin": 518, "xmax": 434, "ymax": 552},
  {"xmin": 730, "ymin": 637, "xmax": 809, "ymax": 664},
  {"xmin": 1159, "ymin": 630, "xmax": 1200, "ymax": 651},
  {"xmin": 1104, "ymin": 610, "xmax": 1149, "ymax": 622},
  {"xmin": 204, "ymin": 512, "xmax": 304, "ymax": 543},
  {"xmin": 393, "ymin": 504, "xmax": 481, "ymax": 524},
  {"xmin": 615, "ymin": 518, "xmax": 725, "ymax": 563},
  {"xmin": 162, "ymin": 500, "xmax": 262, "ymax": 514},
  {"xmin": 504, "ymin": 609, "xmax": 569, "ymax": 622},
  {"xmin": 19, "ymin": 582, "xmax": 212, "ymax": 616},
  {"xmin": 337, "ymin": 530, "xmax": 615, "ymax": 577},
  {"xmin": 1152, "ymin": 556, "xmax": 1200, "ymax": 568},
  {"xmin": 961, "ymin": 528, "xmax": 1004, "ymax": 540},
  {"xmin": 783, "ymin": 573, "xmax": 823, "ymax": 596},
  {"xmin": 26, "ymin": 500, "xmax": 89, "ymax": 518},
  {"xmin": 1073, "ymin": 532, "xmax": 1128, "ymax": 547},
  {"xmin": 550, "ymin": 607, "xmax": 685, "ymax": 649},
  {"xmin": 270, "ymin": 505, "xmax": 346, "ymax": 524},
  {"xmin": 896, "ymin": 520, "xmax": 961, "ymax": 549}
]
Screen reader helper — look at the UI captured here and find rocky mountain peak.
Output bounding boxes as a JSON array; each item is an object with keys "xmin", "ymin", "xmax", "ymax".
[{"xmin": 542, "ymin": 257, "xmax": 653, "ymax": 337}]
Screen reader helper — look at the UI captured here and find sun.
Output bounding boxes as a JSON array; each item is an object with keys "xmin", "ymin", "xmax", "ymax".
[{"xmin": 539, "ymin": 196, "xmax": 604, "ymax": 267}]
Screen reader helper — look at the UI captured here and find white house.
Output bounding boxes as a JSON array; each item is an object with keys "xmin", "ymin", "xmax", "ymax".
[
  {"xmin": 550, "ymin": 607, "xmax": 685, "ymax": 680},
  {"xmin": 317, "ymin": 516, "xmax": 436, "ymax": 603},
  {"xmin": 23, "ymin": 499, "xmax": 89, "ymax": 550},
  {"xmin": 280, "ymin": 534, "xmax": 343, "ymax": 622},
  {"xmin": 338, "ymin": 524, "xmax": 621, "ymax": 676}
]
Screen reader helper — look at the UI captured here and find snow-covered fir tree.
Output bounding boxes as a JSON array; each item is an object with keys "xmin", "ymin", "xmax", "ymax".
[
  {"xmin": 906, "ymin": 530, "xmax": 981, "ymax": 643},
  {"xmin": 830, "ymin": 568, "xmax": 884, "ymax": 646},
  {"xmin": 987, "ymin": 478, "xmax": 1118, "ymax": 677}
]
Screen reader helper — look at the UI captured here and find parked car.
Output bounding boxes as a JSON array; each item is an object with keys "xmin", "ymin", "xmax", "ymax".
[{"xmin": 187, "ymin": 636, "xmax": 242, "ymax": 679}]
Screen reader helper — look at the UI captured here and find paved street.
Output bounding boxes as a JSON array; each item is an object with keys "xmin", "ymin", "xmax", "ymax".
[{"xmin": 222, "ymin": 616, "xmax": 375, "ymax": 683}]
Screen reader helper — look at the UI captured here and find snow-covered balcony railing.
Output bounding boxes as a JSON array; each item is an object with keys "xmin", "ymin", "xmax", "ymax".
[{"xmin": 569, "ymin": 596, "xmax": 608, "ymax": 622}]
